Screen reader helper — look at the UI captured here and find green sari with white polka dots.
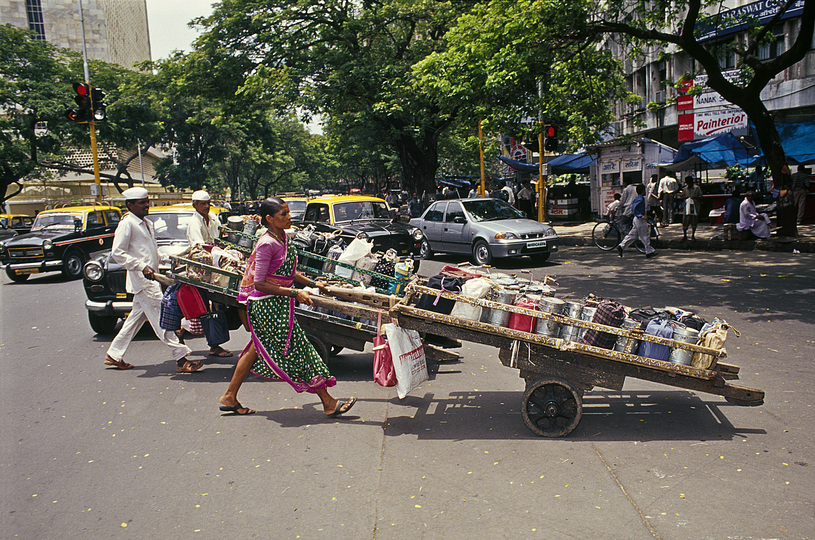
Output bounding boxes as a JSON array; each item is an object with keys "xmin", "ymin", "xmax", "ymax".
[{"xmin": 247, "ymin": 237, "xmax": 336, "ymax": 393}]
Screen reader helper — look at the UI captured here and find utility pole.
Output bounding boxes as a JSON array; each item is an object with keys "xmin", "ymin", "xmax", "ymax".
[{"xmin": 478, "ymin": 120, "xmax": 486, "ymax": 197}]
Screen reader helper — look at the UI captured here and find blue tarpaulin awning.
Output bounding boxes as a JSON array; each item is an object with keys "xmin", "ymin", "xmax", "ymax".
[{"xmin": 498, "ymin": 153, "xmax": 596, "ymax": 174}]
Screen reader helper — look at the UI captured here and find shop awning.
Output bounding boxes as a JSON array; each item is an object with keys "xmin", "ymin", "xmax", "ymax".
[
  {"xmin": 657, "ymin": 132, "xmax": 761, "ymax": 171},
  {"xmin": 772, "ymin": 121, "xmax": 815, "ymax": 165},
  {"xmin": 498, "ymin": 153, "xmax": 596, "ymax": 174}
]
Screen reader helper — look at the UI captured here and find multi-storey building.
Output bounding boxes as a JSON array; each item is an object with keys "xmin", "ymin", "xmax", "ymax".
[
  {"xmin": 1, "ymin": 0, "xmax": 162, "ymax": 214},
  {"xmin": 604, "ymin": 0, "xmax": 814, "ymax": 150}
]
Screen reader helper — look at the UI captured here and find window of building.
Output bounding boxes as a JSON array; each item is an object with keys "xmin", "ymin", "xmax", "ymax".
[
  {"xmin": 758, "ymin": 25, "xmax": 786, "ymax": 60},
  {"xmin": 25, "ymin": 0, "xmax": 46, "ymax": 41}
]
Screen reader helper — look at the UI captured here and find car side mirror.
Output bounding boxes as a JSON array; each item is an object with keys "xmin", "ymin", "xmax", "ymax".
[
  {"xmin": 453, "ymin": 216, "xmax": 466, "ymax": 224},
  {"xmin": 74, "ymin": 218, "xmax": 82, "ymax": 231}
]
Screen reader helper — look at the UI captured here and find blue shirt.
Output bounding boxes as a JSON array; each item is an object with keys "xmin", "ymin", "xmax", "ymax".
[{"xmin": 631, "ymin": 194, "xmax": 646, "ymax": 218}]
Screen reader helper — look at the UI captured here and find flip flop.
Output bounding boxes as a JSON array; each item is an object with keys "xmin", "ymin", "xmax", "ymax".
[
  {"xmin": 327, "ymin": 397, "xmax": 357, "ymax": 417},
  {"xmin": 176, "ymin": 360, "xmax": 203, "ymax": 373},
  {"xmin": 219, "ymin": 402, "xmax": 256, "ymax": 415},
  {"xmin": 104, "ymin": 355, "xmax": 134, "ymax": 370},
  {"xmin": 209, "ymin": 347, "xmax": 234, "ymax": 357}
]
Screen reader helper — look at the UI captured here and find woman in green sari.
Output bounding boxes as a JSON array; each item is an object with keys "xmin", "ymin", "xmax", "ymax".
[{"xmin": 218, "ymin": 197, "xmax": 357, "ymax": 417}]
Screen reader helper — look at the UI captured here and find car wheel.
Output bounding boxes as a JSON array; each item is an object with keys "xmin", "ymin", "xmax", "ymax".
[
  {"xmin": 420, "ymin": 238, "xmax": 433, "ymax": 259},
  {"xmin": 88, "ymin": 312, "xmax": 119, "ymax": 335},
  {"xmin": 5, "ymin": 266, "xmax": 29, "ymax": 282},
  {"xmin": 472, "ymin": 240, "xmax": 493, "ymax": 266},
  {"xmin": 530, "ymin": 252, "xmax": 551, "ymax": 264},
  {"xmin": 63, "ymin": 250, "xmax": 85, "ymax": 280}
]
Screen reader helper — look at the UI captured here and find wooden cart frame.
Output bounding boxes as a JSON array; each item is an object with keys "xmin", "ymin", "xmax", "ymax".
[{"xmin": 392, "ymin": 284, "xmax": 764, "ymax": 438}]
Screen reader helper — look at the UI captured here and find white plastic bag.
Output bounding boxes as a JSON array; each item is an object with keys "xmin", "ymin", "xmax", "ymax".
[
  {"xmin": 335, "ymin": 238, "xmax": 373, "ymax": 278},
  {"xmin": 352, "ymin": 253, "xmax": 379, "ymax": 285},
  {"xmin": 449, "ymin": 277, "xmax": 493, "ymax": 321},
  {"xmin": 384, "ymin": 323, "xmax": 428, "ymax": 399}
]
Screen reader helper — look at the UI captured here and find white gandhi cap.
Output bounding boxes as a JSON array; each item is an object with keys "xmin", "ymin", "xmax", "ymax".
[
  {"xmin": 122, "ymin": 187, "xmax": 149, "ymax": 200},
  {"xmin": 191, "ymin": 190, "xmax": 211, "ymax": 202}
]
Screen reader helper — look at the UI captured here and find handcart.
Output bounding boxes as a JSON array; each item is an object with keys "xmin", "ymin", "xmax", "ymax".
[{"xmin": 391, "ymin": 282, "xmax": 764, "ymax": 438}]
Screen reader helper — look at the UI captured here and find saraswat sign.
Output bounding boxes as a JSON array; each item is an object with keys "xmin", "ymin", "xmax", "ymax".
[{"xmin": 678, "ymin": 109, "xmax": 748, "ymax": 141}]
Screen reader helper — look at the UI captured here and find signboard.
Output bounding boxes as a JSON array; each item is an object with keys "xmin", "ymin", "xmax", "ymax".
[
  {"xmin": 600, "ymin": 160, "xmax": 619, "ymax": 174},
  {"xmin": 622, "ymin": 158, "xmax": 642, "ymax": 172},
  {"xmin": 695, "ymin": 0, "xmax": 805, "ymax": 42},
  {"xmin": 678, "ymin": 95, "xmax": 694, "ymax": 110},
  {"xmin": 678, "ymin": 109, "xmax": 748, "ymax": 141}
]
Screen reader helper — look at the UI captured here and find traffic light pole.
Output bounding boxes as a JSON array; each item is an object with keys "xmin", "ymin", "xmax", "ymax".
[
  {"xmin": 78, "ymin": 0, "xmax": 102, "ymax": 202},
  {"xmin": 538, "ymin": 129, "xmax": 546, "ymax": 222},
  {"xmin": 478, "ymin": 120, "xmax": 486, "ymax": 197}
]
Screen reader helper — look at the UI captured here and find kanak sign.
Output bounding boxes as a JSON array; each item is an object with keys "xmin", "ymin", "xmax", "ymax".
[{"xmin": 678, "ymin": 109, "xmax": 748, "ymax": 141}]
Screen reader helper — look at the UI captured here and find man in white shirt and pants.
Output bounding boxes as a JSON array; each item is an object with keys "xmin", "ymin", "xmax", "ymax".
[
  {"xmin": 104, "ymin": 187, "xmax": 200, "ymax": 373},
  {"xmin": 185, "ymin": 190, "xmax": 233, "ymax": 358}
]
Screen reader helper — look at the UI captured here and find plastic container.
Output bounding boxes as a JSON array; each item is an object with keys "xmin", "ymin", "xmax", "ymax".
[
  {"xmin": 668, "ymin": 323, "xmax": 699, "ymax": 366},
  {"xmin": 508, "ymin": 296, "xmax": 538, "ymax": 333},
  {"xmin": 535, "ymin": 297, "xmax": 565, "ymax": 337},
  {"xmin": 558, "ymin": 301, "xmax": 584, "ymax": 342},
  {"xmin": 389, "ymin": 262, "xmax": 411, "ymax": 294}
]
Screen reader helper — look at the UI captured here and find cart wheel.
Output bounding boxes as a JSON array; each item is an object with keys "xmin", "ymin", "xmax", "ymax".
[{"xmin": 521, "ymin": 377, "xmax": 583, "ymax": 438}]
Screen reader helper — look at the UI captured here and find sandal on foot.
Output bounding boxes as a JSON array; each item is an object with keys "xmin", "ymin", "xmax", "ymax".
[
  {"xmin": 327, "ymin": 397, "xmax": 357, "ymax": 417},
  {"xmin": 209, "ymin": 347, "xmax": 233, "ymax": 358},
  {"xmin": 176, "ymin": 360, "xmax": 203, "ymax": 373},
  {"xmin": 104, "ymin": 355, "xmax": 134, "ymax": 370},
  {"xmin": 219, "ymin": 402, "xmax": 256, "ymax": 415}
]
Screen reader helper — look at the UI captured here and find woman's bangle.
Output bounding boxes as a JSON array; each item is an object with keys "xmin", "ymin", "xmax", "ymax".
[
  {"xmin": 289, "ymin": 289, "xmax": 299, "ymax": 298},
  {"xmin": 307, "ymin": 279, "xmax": 316, "ymax": 287}
]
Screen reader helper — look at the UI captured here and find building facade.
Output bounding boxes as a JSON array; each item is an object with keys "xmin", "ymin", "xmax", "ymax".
[
  {"xmin": 0, "ymin": 0, "xmax": 151, "ymax": 68},
  {"xmin": 604, "ymin": 0, "xmax": 815, "ymax": 150}
]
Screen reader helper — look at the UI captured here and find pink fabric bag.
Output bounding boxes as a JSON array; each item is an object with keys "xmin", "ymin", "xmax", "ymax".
[{"xmin": 373, "ymin": 312, "xmax": 396, "ymax": 387}]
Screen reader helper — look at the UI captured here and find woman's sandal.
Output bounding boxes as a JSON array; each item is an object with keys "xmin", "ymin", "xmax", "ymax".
[
  {"xmin": 219, "ymin": 402, "xmax": 256, "ymax": 415},
  {"xmin": 327, "ymin": 397, "xmax": 357, "ymax": 417},
  {"xmin": 176, "ymin": 359, "xmax": 203, "ymax": 373}
]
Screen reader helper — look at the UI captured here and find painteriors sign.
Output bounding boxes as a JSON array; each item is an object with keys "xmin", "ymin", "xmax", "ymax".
[{"xmin": 678, "ymin": 109, "xmax": 748, "ymax": 140}]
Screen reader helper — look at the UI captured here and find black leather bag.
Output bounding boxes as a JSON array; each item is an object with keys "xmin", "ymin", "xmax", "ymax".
[
  {"xmin": 415, "ymin": 275, "xmax": 465, "ymax": 314},
  {"xmin": 201, "ymin": 310, "xmax": 230, "ymax": 347}
]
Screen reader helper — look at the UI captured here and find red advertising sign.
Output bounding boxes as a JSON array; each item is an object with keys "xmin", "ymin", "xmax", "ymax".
[
  {"xmin": 678, "ymin": 114, "xmax": 695, "ymax": 141},
  {"xmin": 678, "ymin": 95, "xmax": 694, "ymax": 111}
]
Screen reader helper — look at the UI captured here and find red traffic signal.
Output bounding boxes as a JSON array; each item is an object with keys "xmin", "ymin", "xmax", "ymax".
[
  {"xmin": 544, "ymin": 125, "xmax": 558, "ymax": 152},
  {"xmin": 68, "ymin": 82, "xmax": 92, "ymax": 123}
]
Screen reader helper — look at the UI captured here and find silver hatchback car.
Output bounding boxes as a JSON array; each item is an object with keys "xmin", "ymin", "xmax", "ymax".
[{"xmin": 410, "ymin": 198, "xmax": 559, "ymax": 265}]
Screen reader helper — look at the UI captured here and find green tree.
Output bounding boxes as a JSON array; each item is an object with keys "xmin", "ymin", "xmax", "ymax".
[
  {"xmin": 413, "ymin": 0, "xmax": 636, "ymax": 153},
  {"xmin": 195, "ymin": 0, "xmax": 476, "ymax": 197},
  {"xmin": 0, "ymin": 24, "xmax": 75, "ymax": 203}
]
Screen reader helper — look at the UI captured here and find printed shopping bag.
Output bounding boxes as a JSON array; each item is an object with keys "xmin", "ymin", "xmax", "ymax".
[{"xmin": 384, "ymin": 323, "xmax": 428, "ymax": 399}]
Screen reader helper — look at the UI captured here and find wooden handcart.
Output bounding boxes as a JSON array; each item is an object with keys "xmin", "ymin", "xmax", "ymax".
[{"xmin": 391, "ymin": 282, "xmax": 764, "ymax": 438}]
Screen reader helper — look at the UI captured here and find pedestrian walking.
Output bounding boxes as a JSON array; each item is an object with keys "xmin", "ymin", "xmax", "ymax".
[
  {"xmin": 218, "ymin": 197, "xmax": 357, "ymax": 417},
  {"xmin": 658, "ymin": 172, "xmax": 679, "ymax": 226},
  {"xmin": 681, "ymin": 176, "xmax": 702, "ymax": 241},
  {"xmin": 104, "ymin": 187, "xmax": 200, "ymax": 373},
  {"xmin": 791, "ymin": 165, "xmax": 811, "ymax": 224},
  {"xmin": 618, "ymin": 184, "xmax": 657, "ymax": 258},
  {"xmin": 184, "ymin": 190, "xmax": 233, "ymax": 358}
]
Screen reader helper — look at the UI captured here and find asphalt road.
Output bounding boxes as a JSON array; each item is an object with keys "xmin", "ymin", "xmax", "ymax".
[{"xmin": 1, "ymin": 246, "xmax": 814, "ymax": 540}]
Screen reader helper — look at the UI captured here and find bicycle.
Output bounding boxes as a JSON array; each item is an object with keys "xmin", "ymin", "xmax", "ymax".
[{"xmin": 592, "ymin": 214, "xmax": 659, "ymax": 253}]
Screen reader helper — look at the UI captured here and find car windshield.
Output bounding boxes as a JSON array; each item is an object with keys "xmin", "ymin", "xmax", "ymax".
[
  {"xmin": 146, "ymin": 212, "xmax": 199, "ymax": 240},
  {"xmin": 462, "ymin": 199, "xmax": 526, "ymax": 222},
  {"xmin": 333, "ymin": 201, "xmax": 390, "ymax": 222},
  {"xmin": 31, "ymin": 212, "xmax": 84, "ymax": 230},
  {"xmin": 286, "ymin": 200, "xmax": 307, "ymax": 217}
]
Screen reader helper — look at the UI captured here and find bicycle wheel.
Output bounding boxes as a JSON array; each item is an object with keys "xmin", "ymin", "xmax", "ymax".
[{"xmin": 592, "ymin": 221, "xmax": 621, "ymax": 251}]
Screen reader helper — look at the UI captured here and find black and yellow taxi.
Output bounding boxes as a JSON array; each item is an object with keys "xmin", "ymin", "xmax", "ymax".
[
  {"xmin": 1, "ymin": 206, "xmax": 122, "ymax": 282},
  {"xmin": 300, "ymin": 195, "xmax": 423, "ymax": 259}
]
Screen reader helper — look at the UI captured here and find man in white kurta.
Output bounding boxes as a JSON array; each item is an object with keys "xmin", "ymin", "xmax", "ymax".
[
  {"xmin": 105, "ymin": 187, "xmax": 198, "ymax": 372},
  {"xmin": 185, "ymin": 190, "xmax": 233, "ymax": 357},
  {"xmin": 736, "ymin": 191, "xmax": 771, "ymax": 239}
]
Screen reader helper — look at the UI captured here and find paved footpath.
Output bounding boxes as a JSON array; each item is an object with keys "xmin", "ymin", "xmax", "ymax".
[{"xmin": 555, "ymin": 220, "xmax": 815, "ymax": 253}]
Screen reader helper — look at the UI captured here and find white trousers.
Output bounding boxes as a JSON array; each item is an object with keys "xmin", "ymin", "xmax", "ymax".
[
  {"xmin": 107, "ymin": 283, "xmax": 192, "ymax": 362},
  {"xmin": 620, "ymin": 216, "xmax": 655, "ymax": 255}
]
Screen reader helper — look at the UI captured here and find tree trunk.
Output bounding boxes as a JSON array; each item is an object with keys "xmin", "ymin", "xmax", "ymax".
[
  {"xmin": 393, "ymin": 129, "xmax": 440, "ymax": 199},
  {"xmin": 740, "ymin": 96, "xmax": 797, "ymax": 237}
]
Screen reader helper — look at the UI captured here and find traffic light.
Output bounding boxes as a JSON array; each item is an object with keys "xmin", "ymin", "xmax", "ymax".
[
  {"xmin": 91, "ymin": 87, "xmax": 107, "ymax": 122},
  {"xmin": 544, "ymin": 125, "xmax": 558, "ymax": 152},
  {"xmin": 66, "ymin": 82, "xmax": 92, "ymax": 123}
]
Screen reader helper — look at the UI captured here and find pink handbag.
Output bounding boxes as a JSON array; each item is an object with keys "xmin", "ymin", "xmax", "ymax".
[
  {"xmin": 176, "ymin": 284, "xmax": 208, "ymax": 320},
  {"xmin": 373, "ymin": 312, "xmax": 396, "ymax": 387}
]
